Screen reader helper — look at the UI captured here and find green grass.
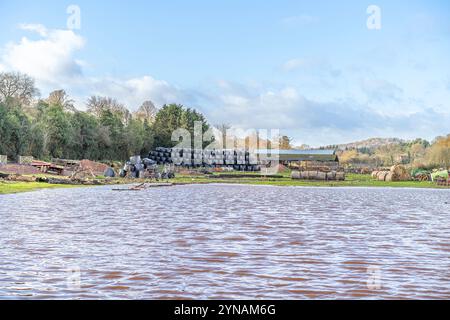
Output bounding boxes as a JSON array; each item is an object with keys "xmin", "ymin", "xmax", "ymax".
[
  {"xmin": 0, "ymin": 181, "xmax": 78, "ymax": 195},
  {"xmin": 0, "ymin": 173, "xmax": 445, "ymax": 195},
  {"xmin": 172, "ymin": 173, "xmax": 443, "ymax": 189}
]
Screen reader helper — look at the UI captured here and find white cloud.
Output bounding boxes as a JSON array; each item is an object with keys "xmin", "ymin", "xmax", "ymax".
[
  {"xmin": 0, "ymin": 24, "xmax": 185, "ymax": 110},
  {"xmin": 201, "ymin": 83, "xmax": 450, "ymax": 146},
  {"xmin": 88, "ymin": 76, "xmax": 185, "ymax": 110},
  {"xmin": 2, "ymin": 24, "xmax": 85, "ymax": 86},
  {"xmin": 1, "ymin": 23, "xmax": 449, "ymax": 145},
  {"xmin": 361, "ymin": 78, "xmax": 403, "ymax": 103},
  {"xmin": 18, "ymin": 23, "xmax": 48, "ymax": 37}
]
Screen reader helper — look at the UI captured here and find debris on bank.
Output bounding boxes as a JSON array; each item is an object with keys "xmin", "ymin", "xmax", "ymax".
[{"xmin": 112, "ymin": 182, "xmax": 174, "ymax": 191}]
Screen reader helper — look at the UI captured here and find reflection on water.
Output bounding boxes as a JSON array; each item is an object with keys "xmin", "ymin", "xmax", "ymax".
[{"xmin": 0, "ymin": 184, "xmax": 449, "ymax": 299}]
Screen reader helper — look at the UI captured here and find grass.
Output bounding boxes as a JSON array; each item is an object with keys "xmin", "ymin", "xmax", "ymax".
[
  {"xmin": 172, "ymin": 173, "xmax": 443, "ymax": 189},
  {"xmin": 0, "ymin": 181, "xmax": 78, "ymax": 195},
  {"xmin": 0, "ymin": 172, "xmax": 446, "ymax": 195}
]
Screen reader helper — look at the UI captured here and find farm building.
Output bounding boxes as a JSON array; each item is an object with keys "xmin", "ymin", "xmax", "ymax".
[{"xmin": 253, "ymin": 149, "xmax": 339, "ymax": 169}]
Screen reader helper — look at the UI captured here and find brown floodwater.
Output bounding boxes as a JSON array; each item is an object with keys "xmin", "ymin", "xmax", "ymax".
[{"xmin": 0, "ymin": 184, "xmax": 449, "ymax": 299}]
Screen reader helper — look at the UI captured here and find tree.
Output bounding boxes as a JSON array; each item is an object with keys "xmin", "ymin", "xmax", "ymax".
[
  {"xmin": 0, "ymin": 101, "xmax": 32, "ymax": 159},
  {"xmin": 87, "ymin": 96, "xmax": 131, "ymax": 124},
  {"xmin": 214, "ymin": 123, "xmax": 231, "ymax": 148},
  {"xmin": 124, "ymin": 119, "xmax": 146, "ymax": 156},
  {"xmin": 39, "ymin": 102, "xmax": 73, "ymax": 158},
  {"xmin": 152, "ymin": 104, "xmax": 185, "ymax": 148},
  {"xmin": 47, "ymin": 90, "xmax": 75, "ymax": 112},
  {"xmin": 134, "ymin": 100, "xmax": 157, "ymax": 123},
  {"xmin": 278, "ymin": 135, "xmax": 292, "ymax": 150},
  {"xmin": 152, "ymin": 104, "xmax": 210, "ymax": 148},
  {"xmin": 98, "ymin": 109, "xmax": 126, "ymax": 160},
  {"xmin": 70, "ymin": 112, "xmax": 100, "ymax": 159},
  {"xmin": 0, "ymin": 72, "xmax": 39, "ymax": 105},
  {"xmin": 425, "ymin": 135, "xmax": 450, "ymax": 167}
]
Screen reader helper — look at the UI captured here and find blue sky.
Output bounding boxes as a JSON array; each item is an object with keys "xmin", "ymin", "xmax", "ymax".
[{"xmin": 0, "ymin": 0, "xmax": 449, "ymax": 146}]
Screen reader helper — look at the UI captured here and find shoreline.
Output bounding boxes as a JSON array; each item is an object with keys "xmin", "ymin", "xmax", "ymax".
[{"xmin": 1, "ymin": 174, "xmax": 448, "ymax": 195}]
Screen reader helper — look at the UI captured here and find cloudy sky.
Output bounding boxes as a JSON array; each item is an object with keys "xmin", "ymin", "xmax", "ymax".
[{"xmin": 0, "ymin": 0, "xmax": 449, "ymax": 146}]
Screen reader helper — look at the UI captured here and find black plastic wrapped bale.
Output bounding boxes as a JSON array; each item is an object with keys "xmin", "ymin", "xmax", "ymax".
[
  {"xmin": 104, "ymin": 167, "xmax": 116, "ymax": 178},
  {"xmin": 130, "ymin": 155, "xmax": 142, "ymax": 165},
  {"xmin": 119, "ymin": 169, "xmax": 127, "ymax": 178}
]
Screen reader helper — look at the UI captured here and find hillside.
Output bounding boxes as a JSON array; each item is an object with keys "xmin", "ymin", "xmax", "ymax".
[{"xmin": 326, "ymin": 138, "xmax": 405, "ymax": 151}]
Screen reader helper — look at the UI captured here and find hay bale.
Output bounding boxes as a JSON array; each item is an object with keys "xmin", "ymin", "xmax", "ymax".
[
  {"xmin": 385, "ymin": 172, "xmax": 394, "ymax": 182},
  {"xmin": 377, "ymin": 171, "xmax": 389, "ymax": 181},
  {"xmin": 307, "ymin": 171, "xmax": 318, "ymax": 180},
  {"xmin": 371, "ymin": 171, "xmax": 379, "ymax": 179},
  {"xmin": 291, "ymin": 171, "xmax": 301, "ymax": 179},
  {"xmin": 336, "ymin": 172, "xmax": 345, "ymax": 181},
  {"xmin": 317, "ymin": 172, "xmax": 327, "ymax": 180},
  {"xmin": 390, "ymin": 165, "xmax": 410, "ymax": 181},
  {"xmin": 327, "ymin": 171, "xmax": 337, "ymax": 180}
]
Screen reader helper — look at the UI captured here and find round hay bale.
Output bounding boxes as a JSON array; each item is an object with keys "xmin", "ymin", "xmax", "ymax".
[
  {"xmin": 377, "ymin": 171, "xmax": 389, "ymax": 181},
  {"xmin": 390, "ymin": 165, "xmax": 410, "ymax": 181},
  {"xmin": 385, "ymin": 172, "xmax": 394, "ymax": 182},
  {"xmin": 327, "ymin": 171, "xmax": 337, "ymax": 180},
  {"xmin": 291, "ymin": 171, "xmax": 301, "ymax": 179},
  {"xmin": 336, "ymin": 172, "xmax": 345, "ymax": 181},
  {"xmin": 317, "ymin": 172, "xmax": 327, "ymax": 180},
  {"xmin": 371, "ymin": 171, "xmax": 379, "ymax": 179},
  {"xmin": 308, "ymin": 171, "xmax": 319, "ymax": 180}
]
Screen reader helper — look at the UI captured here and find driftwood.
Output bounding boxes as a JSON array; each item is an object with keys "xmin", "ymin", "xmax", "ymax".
[{"xmin": 112, "ymin": 183, "xmax": 174, "ymax": 191}]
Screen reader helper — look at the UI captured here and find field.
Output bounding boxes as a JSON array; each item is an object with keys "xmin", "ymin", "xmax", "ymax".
[
  {"xmin": 0, "ymin": 181, "xmax": 77, "ymax": 195},
  {"xmin": 172, "ymin": 172, "xmax": 440, "ymax": 188},
  {"xmin": 0, "ymin": 172, "xmax": 444, "ymax": 195}
]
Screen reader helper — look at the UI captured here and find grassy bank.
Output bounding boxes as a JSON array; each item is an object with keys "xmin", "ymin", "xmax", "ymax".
[
  {"xmin": 172, "ymin": 173, "xmax": 443, "ymax": 189},
  {"xmin": 0, "ymin": 173, "xmax": 446, "ymax": 195},
  {"xmin": 0, "ymin": 181, "xmax": 78, "ymax": 195}
]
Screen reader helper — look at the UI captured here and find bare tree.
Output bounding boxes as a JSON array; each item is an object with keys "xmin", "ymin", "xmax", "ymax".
[
  {"xmin": 47, "ymin": 89, "xmax": 76, "ymax": 112},
  {"xmin": 86, "ymin": 96, "xmax": 131, "ymax": 124},
  {"xmin": 134, "ymin": 100, "xmax": 158, "ymax": 122},
  {"xmin": 277, "ymin": 135, "xmax": 292, "ymax": 150},
  {"xmin": 0, "ymin": 72, "xmax": 39, "ymax": 105},
  {"xmin": 214, "ymin": 123, "xmax": 231, "ymax": 149}
]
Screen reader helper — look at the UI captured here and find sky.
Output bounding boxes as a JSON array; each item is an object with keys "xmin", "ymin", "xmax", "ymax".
[{"xmin": 0, "ymin": 0, "xmax": 449, "ymax": 146}]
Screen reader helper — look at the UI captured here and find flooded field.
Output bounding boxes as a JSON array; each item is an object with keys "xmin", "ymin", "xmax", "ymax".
[{"xmin": 0, "ymin": 184, "xmax": 449, "ymax": 299}]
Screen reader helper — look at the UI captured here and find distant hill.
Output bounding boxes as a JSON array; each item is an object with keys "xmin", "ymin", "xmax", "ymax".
[{"xmin": 323, "ymin": 138, "xmax": 405, "ymax": 151}]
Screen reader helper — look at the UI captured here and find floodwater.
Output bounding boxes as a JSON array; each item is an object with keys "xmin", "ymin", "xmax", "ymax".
[{"xmin": 0, "ymin": 184, "xmax": 449, "ymax": 299}]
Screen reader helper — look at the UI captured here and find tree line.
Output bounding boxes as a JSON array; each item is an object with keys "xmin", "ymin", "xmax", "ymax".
[
  {"xmin": 0, "ymin": 72, "xmax": 210, "ymax": 161},
  {"xmin": 338, "ymin": 137, "xmax": 450, "ymax": 169}
]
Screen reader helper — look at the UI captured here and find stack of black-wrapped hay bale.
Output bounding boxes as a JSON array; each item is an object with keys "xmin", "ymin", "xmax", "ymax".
[{"xmin": 148, "ymin": 147, "xmax": 261, "ymax": 171}]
